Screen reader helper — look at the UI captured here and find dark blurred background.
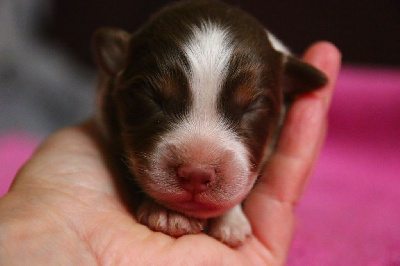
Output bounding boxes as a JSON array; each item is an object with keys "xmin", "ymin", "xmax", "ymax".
[{"xmin": 49, "ymin": 0, "xmax": 400, "ymax": 67}]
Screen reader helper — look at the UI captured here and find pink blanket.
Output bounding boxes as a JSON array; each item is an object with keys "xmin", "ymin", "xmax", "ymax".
[
  {"xmin": 288, "ymin": 66, "xmax": 400, "ymax": 265},
  {"xmin": 1, "ymin": 66, "xmax": 399, "ymax": 264}
]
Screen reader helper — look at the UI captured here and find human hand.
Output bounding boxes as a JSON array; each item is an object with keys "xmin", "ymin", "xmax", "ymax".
[{"xmin": 0, "ymin": 42, "xmax": 340, "ymax": 266}]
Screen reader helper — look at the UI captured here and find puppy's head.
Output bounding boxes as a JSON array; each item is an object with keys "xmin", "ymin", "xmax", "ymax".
[{"xmin": 92, "ymin": 1, "xmax": 327, "ymax": 218}]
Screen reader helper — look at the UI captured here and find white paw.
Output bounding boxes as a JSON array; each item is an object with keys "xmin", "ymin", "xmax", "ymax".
[
  {"xmin": 136, "ymin": 199, "xmax": 207, "ymax": 237},
  {"xmin": 208, "ymin": 205, "xmax": 252, "ymax": 247}
]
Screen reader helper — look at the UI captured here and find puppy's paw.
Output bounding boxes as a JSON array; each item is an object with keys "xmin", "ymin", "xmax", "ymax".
[
  {"xmin": 208, "ymin": 205, "xmax": 251, "ymax": 247},
  {"xmin": 136, "ymin": 199, "xmax": 207, "ymax": 237}
]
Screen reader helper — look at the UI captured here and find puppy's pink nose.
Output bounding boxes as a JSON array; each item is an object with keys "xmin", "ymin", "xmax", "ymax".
[{"xmin": 177, "ymin": 164, "xmax": 216, "ymax": 193}]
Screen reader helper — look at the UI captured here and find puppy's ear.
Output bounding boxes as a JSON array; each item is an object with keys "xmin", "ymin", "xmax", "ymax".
[
  {"xmin": 92, "ymin": 27, "xmax": 131, "ymax": 76},
  {"xmin": 283, "ymin": 55, "xmax": 328, "ymax": 98}
]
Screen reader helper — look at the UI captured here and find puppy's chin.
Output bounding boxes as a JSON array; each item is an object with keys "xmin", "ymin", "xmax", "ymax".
[
  {"xmin": 161, "ymin": 195, "xmax": 248, "ymax": 219},
  {"xmin": 140, "ymin": 171, "xmax": 258, "ymax": 219}
]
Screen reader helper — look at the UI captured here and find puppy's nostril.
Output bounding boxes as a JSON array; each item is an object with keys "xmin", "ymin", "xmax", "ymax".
[{"xmin": 177, "ymin": 164, "xmax": 216, "ymax": 193}]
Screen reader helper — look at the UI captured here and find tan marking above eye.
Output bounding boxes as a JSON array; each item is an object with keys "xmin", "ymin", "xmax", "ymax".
[
  {"xmin": 224, "ymin": 60, "xmax": 264, "ymax": 109},
  {"xmin": 232, "ymin": 83, "xmax": 262, "ymax": 108}
]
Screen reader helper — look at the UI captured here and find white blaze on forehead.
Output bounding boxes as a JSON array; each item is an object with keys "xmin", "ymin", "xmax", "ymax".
[
  {"xmin": 151, "ymin": 21, "xmax": 250, "ymax": 178},
  {"xmin": 174, "ymin": 21, "xmax": 249, "ymax": 167},
  {"xmin": 145, "ymin": 22, "xmax": 254, "ymax": 205},
  {"xmin": 183, "ymin": 21, "xmax": 233, "ymax": 115}
]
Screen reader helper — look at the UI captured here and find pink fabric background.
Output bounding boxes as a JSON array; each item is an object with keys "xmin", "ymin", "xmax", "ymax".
[
  {"xmin": 0, "ymin": 134, "xmax": 39, "ymax": 196},
  {"xmin": 288, "ymin": 66, "xmax": 400, "ymax": 265},
  {"xmin": 0, "ymin": 66, "xmax": 399, "ymax": 264}
]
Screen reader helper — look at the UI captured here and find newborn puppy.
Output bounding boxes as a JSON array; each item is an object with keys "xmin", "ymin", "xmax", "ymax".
[{"xmin": 92, "ymin": 0, "xmax": 327, "ymax": 247}]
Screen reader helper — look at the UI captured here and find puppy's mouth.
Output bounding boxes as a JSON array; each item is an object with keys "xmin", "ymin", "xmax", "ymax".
[
  {"xmin": 149, "ymin": 182, "xmax": 252, "ymax": 219},
  {"xmin": 135, "ymin": 161, "xmax": 258, "ymax": 219}
]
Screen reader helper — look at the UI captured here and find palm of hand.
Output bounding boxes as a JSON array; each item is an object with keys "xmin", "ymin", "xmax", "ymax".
[
  {"xmin": 0, "ymin": 42, "xmax": 340, "ymax": 266},
  {"xmin": 5, "ymin": 125, "xmax": 272, "ymax": 265}
]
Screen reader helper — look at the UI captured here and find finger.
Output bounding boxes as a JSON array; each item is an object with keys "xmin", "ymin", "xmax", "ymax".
[
  {"xmin": 303, "ymin": 41, "xmax": 342, "ymax": 108},
  {"xmin": 264, "ymin": 41, "xmax": 341, "ymax": 203},
  {"xmin": 244, "ymin": 42, "xmax": 341, "ymax": 262}
]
